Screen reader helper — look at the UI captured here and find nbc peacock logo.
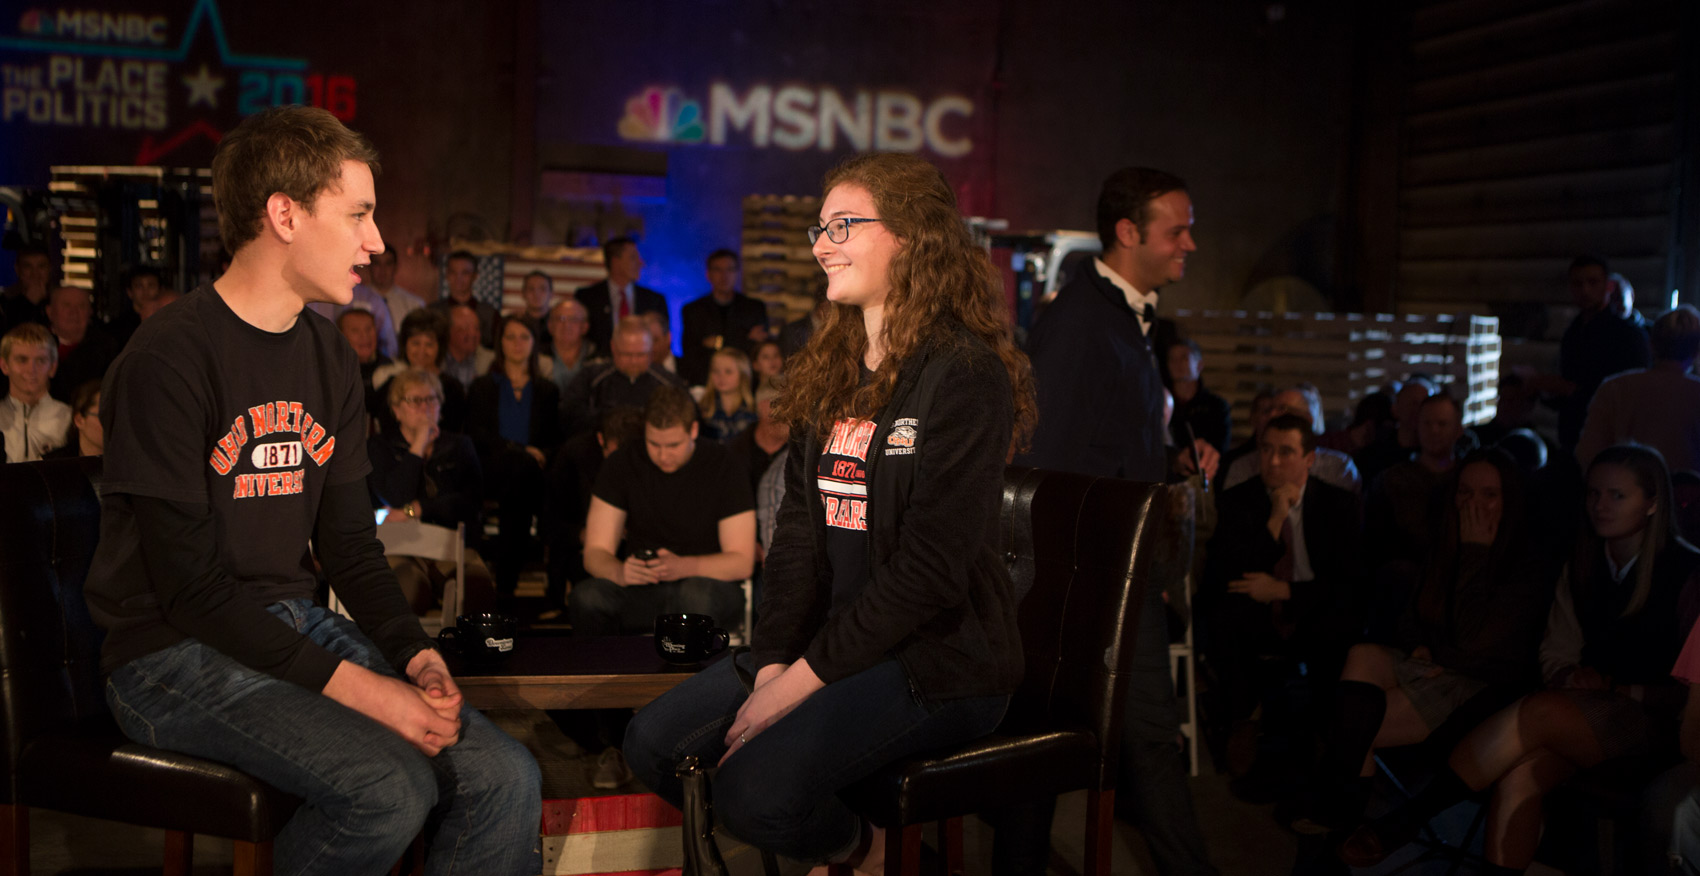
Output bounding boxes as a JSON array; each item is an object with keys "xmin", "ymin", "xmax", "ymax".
[{"xmin": 617, "ymin": 87, "xmax": 705, "ymax": 144}]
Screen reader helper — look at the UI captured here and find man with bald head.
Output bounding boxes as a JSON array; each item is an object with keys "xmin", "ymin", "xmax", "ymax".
[
  {"xmin": 45, "ymin": 285, "xmax": 118, "ymax": 401},
  {"xmin": 1221, "ymin": 384, "xmax": 1363, "ymax": 495},
  {"xmin": 560, "ymin": 319, "xmax": 684, "ymax": 438},
  {"xmin": 441, "ymin": 301, "xmax": 494, "ymax": 391},
  {"xmin": 544, "ymin": 298, "xmax": 596, "ymax": 396}
]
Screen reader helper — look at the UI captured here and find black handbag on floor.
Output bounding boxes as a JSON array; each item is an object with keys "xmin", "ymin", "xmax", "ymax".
[{"xmin": 676, "ymin": 646, "xmax": 781, "ymax": 876}]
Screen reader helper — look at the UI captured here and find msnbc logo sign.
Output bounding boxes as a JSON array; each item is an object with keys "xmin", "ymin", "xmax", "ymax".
[{"xmin": 617, "ymin": 82, "xmax": 973, "ymax": 157}]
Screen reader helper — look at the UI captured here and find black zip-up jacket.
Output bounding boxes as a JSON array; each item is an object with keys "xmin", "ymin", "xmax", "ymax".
[{"xmin": 752, "ymin": 320, "xmax": 1023, "ymax": 700}]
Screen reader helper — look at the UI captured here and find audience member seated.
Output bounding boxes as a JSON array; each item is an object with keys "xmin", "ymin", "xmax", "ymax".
[
  {"xmin": 0, "ymin": 245, "xmax": 52, "ymax": 334},
  {"xmin": 1366, "ymin": 392, "xmax": 1468, "ymax": 574},
  {"xmin": 1609, "ymin": 272, "xmax": 1645, "ymax": 329},
  {"xmin": 106, "ymin": 266, "xmax": 161, "ymax": 348},
  {"xmin": 45, "ymin": 284, "xmax": 118, "ymax": 402},
  {"xmin": 357, "ymin": 246, "xmax": 426, "ymax": 333},
  {"xmin": 567, "ymin": 386, "xmax": 755, "ymax": 788},
  {"xmin": 467, "ymin": 315, "xmax": 563, "ymax": 597},
  {"xmin": 138, "ymin": 284, "xmax": 180, "ymax": 319},
  {"xmin": 367, "ymin": 368, "xmax": 496, "ymax": 615},
  {"xmin": 1342, "ymin": 444, "xmax": 1700, "ymax": 871},
  {"xmin": 560, "ymin": 319, "xmax": 686, "ymax": 438},
  {"xmin": 572, "ymin": 384, "xmax": 756, "ymax": 635},
  {"xmin": 780, "ymin": 296, "xmax": 828, "ymax": 358},
  {"xmin": 575, "ymin": 236, "xmax": 666, "ymax": 353},
  {"xmin": 0, "ymin": 322, "xmax": 70, "ymax": 462},
  {"xmin": 1548, "ymin": 255, "xmax": 1652, "ymax": 453},
  {"xmin": 431, "ymin": 250, "xmax": 499, "ymax": 347},
  {"xmin": 1294, "ymin": 449, "xmax": 1553, "ymax": 834},
  {"xmin": 42, "ymin": 380, "xmax": 103, "ymax": 459},
  {"xmin": 751, "ymin": 338, "xmax": 785, "ymax": 391},
  {"xmin": 336, "ymin": 307, "xmax": 392, "ymax": 390},
  {"xmin": 1167, "ymin": 337, "xmax": 1231, "ymax": 454},
  {"xmin": 1577, "ymin": 304, "xmax": 1700, "ymax": 474},
  {"xmin": 641, "ymin": 310, "xmax": 679, "ymax": 375},
  {"xmin": 1219, "ymin": 386, "xmax": 1277, "ymax": 484},
  {"xmin": 680, "ymin": 248, "xmax": 769, "ymax": 385},
  {"xmin": 513, "ymin": 270, "xmax": 556, "ymax": 344},
  {"xmin": 730, "ymin": 379, "xmax": 789, "ymax": 512},
  {"xmin": 1320, "ymin": 392, "xmax": 1395, "ymax": 459},
  {"xmin": 699, "ymin": 348, "xmax": 757, "ymax": 444},
  {"xmin": 1222, "ymin": 384, "xmax": 1363, "ymax": 495},
  {"xmin": 441, "ymin": 300, "xmax": 495, "ymax": 392},
  {"xmin": 309, "ymin": 289, "xmax": 398, "ymax": 360},
  {"xmin": 539, "ymin": 407, "xmax": 645, "ymax": 618},
  {"xmin": 1201, "ymin": 413, "xmax": 1364, "ymax": 799},
  {"xmin": 542, "ymin": 298, "xmax": 597, "ymax": 396},
  {"xmin": 1356, "ymin": 376, "xmax": 1435, "ymax": 486},
  {"xmin": 375, "ymin": 308, "xmax": 468, "ymax": 434}
]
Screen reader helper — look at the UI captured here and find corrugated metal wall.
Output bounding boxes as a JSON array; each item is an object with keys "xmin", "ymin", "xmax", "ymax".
[{"xmin": 1393, "ymin": 0, "xmax": 1682, "ymax": 313}]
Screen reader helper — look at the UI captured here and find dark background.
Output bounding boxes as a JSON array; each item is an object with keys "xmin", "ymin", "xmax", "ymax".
[{"xmin": 3, "ymin": 0, "xmax": 1695, "ymax": 331}]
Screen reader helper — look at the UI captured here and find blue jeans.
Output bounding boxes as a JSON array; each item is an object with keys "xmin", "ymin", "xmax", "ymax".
[
  {"xmin": 624, "ymin": 651, "xmax": 1008, "ymax": 862},
  {"xmin": 104, "ymin": 598, "xmax": 542, "ymax": 876}
]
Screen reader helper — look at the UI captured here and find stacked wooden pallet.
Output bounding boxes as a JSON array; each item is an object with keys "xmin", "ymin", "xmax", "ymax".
[
  {"xmin": 740, "ymin": 194, "xmax": 824, "ymax": 327},
  {"xmin": 1171, "ymin": 310, "xmax": 1500, "ymax": 439},
  {"xmin": 47, "ymin": 165, "xmax": 215, "ymax": 302}
]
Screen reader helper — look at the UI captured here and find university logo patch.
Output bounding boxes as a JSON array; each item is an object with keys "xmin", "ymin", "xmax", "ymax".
[{"xmin": 885, "ymin": 418, "xmax": 919, "ymax": 456}]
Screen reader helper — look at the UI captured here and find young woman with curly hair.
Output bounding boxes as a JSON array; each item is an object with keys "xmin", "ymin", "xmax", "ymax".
[{"xmin": 623, "ymin": 151, "xmax": 1035, "ymax": 871}]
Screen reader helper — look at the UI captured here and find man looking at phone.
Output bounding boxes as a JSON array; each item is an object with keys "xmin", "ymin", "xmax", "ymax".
[
  {"xmin": 573, "ymin": 384, "xmax": 756, "ymax": 636},
  {"xmin": 566, "ymin": 384, "xmax": 754, "ymax": 787}
]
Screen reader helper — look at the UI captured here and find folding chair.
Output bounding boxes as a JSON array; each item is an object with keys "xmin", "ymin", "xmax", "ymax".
[{"xmin": 328, "ymin": 519, "xmax": 466, "ymax": 632}]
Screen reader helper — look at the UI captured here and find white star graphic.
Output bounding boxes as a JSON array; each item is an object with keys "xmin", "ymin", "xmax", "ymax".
[{"xmin": 182, "ymin": 64, "xmax": 225, "ymax": 109}]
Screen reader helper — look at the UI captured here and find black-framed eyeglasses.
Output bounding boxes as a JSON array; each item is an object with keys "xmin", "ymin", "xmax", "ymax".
[
  {"xmin": 400, "ymin": 394, "xmax": 442, "ymax": 406},
  {"xmin": 807, "ymin": 217, "xmax": 881, "ymax": 245}
]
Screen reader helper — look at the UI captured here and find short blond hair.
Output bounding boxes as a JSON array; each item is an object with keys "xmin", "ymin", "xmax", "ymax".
[
  {"xmin": 1, "ymin": 322, "xmax": 56, "ymax": 368},
  {"xmin": 386, "ymin": 368, "xmax": 443, "ymax": 413}
]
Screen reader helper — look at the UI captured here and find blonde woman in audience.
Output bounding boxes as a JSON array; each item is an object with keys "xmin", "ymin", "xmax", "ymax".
[{"xmin": 700, "ymin": 347, "xmax": 758, "ymax": 443}]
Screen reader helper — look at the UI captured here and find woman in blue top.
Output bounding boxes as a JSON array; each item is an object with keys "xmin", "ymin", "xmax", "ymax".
[{"xmin": 467, "ymin": 314, "xmax": 561, "ymax": 596}]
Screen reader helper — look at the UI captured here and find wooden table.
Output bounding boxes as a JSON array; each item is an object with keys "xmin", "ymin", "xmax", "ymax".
[{"xmin": 446, "ymin": 635, "xmax": 721, "ymax": 710}]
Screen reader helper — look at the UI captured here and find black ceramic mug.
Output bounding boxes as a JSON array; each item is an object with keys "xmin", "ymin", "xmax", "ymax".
[
  {"xmin": 654, "ymin": 613, "xmax": 729, "ymax": 665},
  {"xmin": 438, "ymin": 612, "xmax": 518, "ymax": 662}
]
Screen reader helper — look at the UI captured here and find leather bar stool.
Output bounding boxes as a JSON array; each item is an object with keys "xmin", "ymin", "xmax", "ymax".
[{"xmin": 829, "ymin": 466, "xmax": 1162, "ymax": 876}]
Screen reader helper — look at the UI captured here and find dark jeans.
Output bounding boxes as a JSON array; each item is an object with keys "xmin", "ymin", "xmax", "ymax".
[
  {"xmin": 487, "ymin": 446, "xmax": 545, "ymax": 595},
  {"xmin": 105, "ymin": 598, "xmax": 542, "ymax": 876},
  {"xmin": 568, "ymin": 576, "xmax": 745, "ymax": 636},
  {"xmin": 624, "ymin": 652, "xmax": 1008, "ymax": 863}
]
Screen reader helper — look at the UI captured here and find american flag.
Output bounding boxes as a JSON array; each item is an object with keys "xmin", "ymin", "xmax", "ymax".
[{"xmin": 435, "ymin": 250, "xmax": 607, "ymax": 314}]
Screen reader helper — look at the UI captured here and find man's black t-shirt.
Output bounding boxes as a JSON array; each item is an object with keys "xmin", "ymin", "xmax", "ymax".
[
  {"xmin": 818, "ymin": 416, "xmax": 874, "ymax": 611},
  {"xmin": 86, "ymin": 285, "xmax": 387, "ymax": 681},
  {"xmin": 592, "ymin": 438, "xmax": 752, "ymax": 561}
]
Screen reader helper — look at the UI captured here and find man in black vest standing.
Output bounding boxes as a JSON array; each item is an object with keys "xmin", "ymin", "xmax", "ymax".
[{"xmin": 1013, "ymin": 167, "xmax": 1218, "ymax": 876}]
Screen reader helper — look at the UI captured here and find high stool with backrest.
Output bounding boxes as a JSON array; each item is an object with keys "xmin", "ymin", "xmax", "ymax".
[
  {"xmin": 0, "ymin": 458, "xmax": 306, "ymax": 875},
  {"xmin": 826, "ymin": 466, "xmax": 1162, "ymax": 876}
]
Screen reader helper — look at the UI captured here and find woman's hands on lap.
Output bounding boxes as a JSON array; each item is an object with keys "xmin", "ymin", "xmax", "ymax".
[{"xmin": 720, "ymin": 659, "xmax": 822, "ymax": 765}]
